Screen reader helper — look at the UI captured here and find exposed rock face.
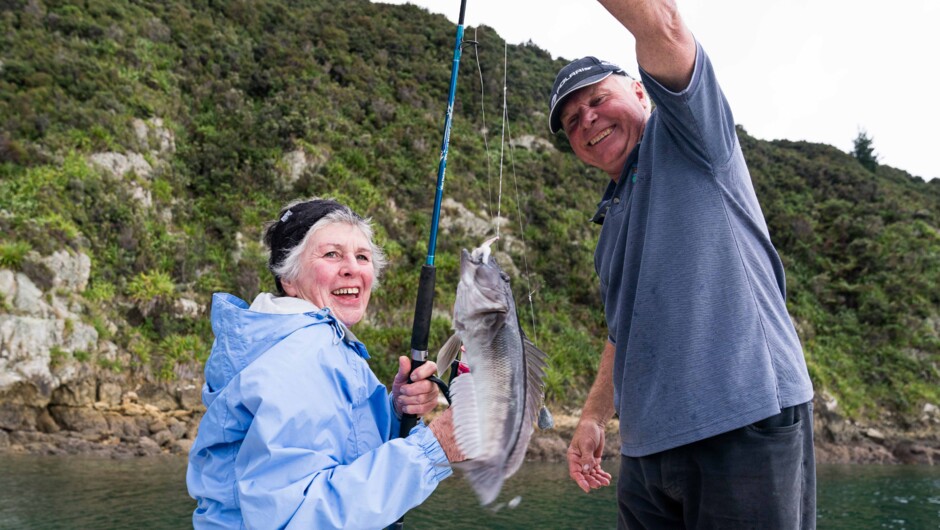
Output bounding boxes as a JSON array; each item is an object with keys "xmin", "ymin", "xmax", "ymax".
[
  {"xmin": 0, "ymin": 255, "xmax": 98, "ymax": 397},
  {"xmin": 0, "ymin": 249, "xmax": 205, "ymax": 457},
  {"xmin": 439, "ymin": 197, "xmax": 522, "ymax": 277},
  {"xmin": 278, "ymin": 145, "xmax": 330, "ymax": 190},
  {"xmin": 88, "ymin": 152, "xmax": 153, "ymax": 180},
  {"xmin": 439, "ymin": 197, "xmax": 502, "ymax": 239},
  {"xmin": 510, "ymin": 134, "xmax": 556, "ymax": 152},
  {"xmin": 87, "ymin": 116, "xmax": 177, "ymax": 210},
  {"xmin": 132, "ymin": 117, "xmax": 176, "ymax": 155}
]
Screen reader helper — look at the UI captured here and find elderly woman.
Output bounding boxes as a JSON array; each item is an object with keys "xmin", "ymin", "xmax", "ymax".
[{"xmin": 187, "ymin": 198, "xmax": 462, "ymax": 529}]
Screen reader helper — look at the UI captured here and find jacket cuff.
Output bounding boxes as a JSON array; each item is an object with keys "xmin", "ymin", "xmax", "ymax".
[{"xmin": 410, "ymin": 422, "xmax": 453, "ymax": 482}]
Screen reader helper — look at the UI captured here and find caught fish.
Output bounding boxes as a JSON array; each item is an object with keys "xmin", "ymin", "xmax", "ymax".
[{"xmin": 437, "ymin": 237, "xmax": 550, "ymax": 505}]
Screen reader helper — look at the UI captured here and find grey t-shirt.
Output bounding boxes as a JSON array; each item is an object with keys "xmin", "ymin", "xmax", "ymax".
[{"xmin": 593, "ymin": 41, "xmax": 813, "ymax": 457}]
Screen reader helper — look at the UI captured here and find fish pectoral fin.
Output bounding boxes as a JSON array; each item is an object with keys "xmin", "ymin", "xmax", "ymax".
[
  {"xmin": 436, "ymin": 333, "xmax": 463, "ymax": 378},
  {"xmin": 449, "ymin": 372, "xmax": 484, "ymax": 460}
]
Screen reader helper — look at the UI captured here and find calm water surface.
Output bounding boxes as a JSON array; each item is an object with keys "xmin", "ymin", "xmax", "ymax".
[{"xmin": 0, "ymin": 455, "xmax": 938, "ymax": 529}]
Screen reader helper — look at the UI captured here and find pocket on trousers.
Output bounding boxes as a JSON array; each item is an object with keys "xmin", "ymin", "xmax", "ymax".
[{"xmin": 745, "ymin": 405, "xmax": 802, "ymax": 435}]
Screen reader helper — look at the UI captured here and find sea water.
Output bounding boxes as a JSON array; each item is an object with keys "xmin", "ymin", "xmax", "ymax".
[{"xmin": 0, "ymin": 455, "xmax": 937, "ymax": 529}]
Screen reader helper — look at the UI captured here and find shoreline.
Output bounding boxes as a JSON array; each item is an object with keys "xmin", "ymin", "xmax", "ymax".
[
  {"xmin": 525, "ymin": 411, "xmax": 940, "ymax": 466},
  {"xmin": 2, "ymin": 405, "xmax": 938, "ymax": 465}
]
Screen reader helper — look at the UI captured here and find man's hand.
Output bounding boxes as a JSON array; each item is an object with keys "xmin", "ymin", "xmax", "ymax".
[
  {"xmin": 567, "ymin": 420, "xmax": 613, "ymax": 492},
  {"xmin": 391, "ymin": 356, "xmax": 440, "ymax": 417}
]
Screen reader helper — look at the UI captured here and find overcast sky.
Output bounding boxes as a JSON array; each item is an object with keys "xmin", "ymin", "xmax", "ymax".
[{"xmin": 376, "ymin": 0, "xmax": 939, "ymax": 181}]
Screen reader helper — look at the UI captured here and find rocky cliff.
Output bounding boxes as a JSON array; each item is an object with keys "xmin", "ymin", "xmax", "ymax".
[{"xmin": 0, "ymin": 250, "xmax": 203, "ymax": 457}]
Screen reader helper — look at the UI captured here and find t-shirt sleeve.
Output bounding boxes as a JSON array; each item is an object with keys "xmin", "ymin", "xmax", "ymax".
[{"xmin": 638, "ymin": 40, "xmax": 738, "ymax": 170}]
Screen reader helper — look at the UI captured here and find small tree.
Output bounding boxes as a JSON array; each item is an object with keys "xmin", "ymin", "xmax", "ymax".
[{"xmin": 853, "ymin": 128, "xmax": 879, "ymax": 172}]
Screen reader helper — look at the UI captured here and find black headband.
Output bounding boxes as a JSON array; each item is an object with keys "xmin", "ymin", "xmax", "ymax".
[{"xmin": 264, "ymin": 199, "xmax": 356, "ymax": 294}]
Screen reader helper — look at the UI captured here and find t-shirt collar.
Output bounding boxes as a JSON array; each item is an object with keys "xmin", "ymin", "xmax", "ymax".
[{"xmin": 591, "ymin": 141, "xmax": 642, "ymax": 225}]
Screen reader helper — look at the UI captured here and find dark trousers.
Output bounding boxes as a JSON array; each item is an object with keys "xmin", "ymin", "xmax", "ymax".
[{"xmin": 617, "ymin": 402, "xmax": 816, "ymax": 529}]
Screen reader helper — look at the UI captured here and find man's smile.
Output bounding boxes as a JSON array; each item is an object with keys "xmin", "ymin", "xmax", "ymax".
[{"xmin": 589, "ymin": 127, "xmax": 614, "ymax": 146}]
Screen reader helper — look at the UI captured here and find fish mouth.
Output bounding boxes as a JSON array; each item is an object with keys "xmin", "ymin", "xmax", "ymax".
[
  {"xmin": 457, "ymin": 237, "xmax": 509, "ymax": 316},
  {"xmin": 469, "ymin": 236, "xmax": 499, "ymax": 264},
  {"xmin": 588, "ymin": 126, "xmax": 613, "ymax": 146}
]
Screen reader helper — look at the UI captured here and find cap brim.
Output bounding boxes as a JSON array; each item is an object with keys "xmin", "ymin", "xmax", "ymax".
[{"xmin": 549, "ymin": 71, "xmax": 616, "ymax": 134}]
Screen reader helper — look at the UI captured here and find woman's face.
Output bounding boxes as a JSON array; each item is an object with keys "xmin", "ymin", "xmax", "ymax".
[{"xmin": 281, "ymin": 222, "xmax": 375, "ymax": 327}]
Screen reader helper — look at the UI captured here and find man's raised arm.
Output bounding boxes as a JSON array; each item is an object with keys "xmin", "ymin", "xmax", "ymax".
[{"xmin": 597, "ymin": 0, "xmax": 696, "ymax": 91}]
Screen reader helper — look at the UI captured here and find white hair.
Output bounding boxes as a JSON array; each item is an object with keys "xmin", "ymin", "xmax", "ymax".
[{"xmin": 614, "ymin": 74, "xmax": 652, "ymax": 115}]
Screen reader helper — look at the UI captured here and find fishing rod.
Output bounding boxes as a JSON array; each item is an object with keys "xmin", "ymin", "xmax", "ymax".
[
  {"xmin": 401, "ymin": 0, "xmax": 468, "ymax": 434},
  {"xmin": 390, "ymin": 0, "xmax": 468, "ymax": 528}
]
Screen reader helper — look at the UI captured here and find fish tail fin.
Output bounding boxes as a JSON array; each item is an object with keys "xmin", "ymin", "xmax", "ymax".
[{"xmin": 454, "ymin": 457, "xmax": 507, "ymax": 505}]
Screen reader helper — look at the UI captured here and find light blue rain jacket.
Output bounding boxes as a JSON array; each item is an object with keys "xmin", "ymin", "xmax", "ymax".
[{"xmin": 187, "ymin": 293, "xmax": 452, "ymax": 529}]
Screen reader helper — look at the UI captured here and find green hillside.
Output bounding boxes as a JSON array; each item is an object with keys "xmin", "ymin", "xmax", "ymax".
[{"xmin": 2, "ymin": 0, "xmax": 938, "ymax": 425}]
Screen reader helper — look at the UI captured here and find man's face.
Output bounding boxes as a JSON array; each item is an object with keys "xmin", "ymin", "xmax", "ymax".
[{"xmin": 560, "ymin": 76, "xmax": 649, "ymax": 179}]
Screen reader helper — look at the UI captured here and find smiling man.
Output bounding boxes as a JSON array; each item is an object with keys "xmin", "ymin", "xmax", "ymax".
[{"xmin": 552, "ymin": 1, "xmax": 817, "ymax": 528}]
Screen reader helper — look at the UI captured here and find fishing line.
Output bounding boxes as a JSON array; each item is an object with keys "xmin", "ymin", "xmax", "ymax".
[
  {"xmin": 471, "ymin": 27, "xmax": 494, "ymax": 221},
  {"xmin": 503, "ymin": 104, "xmax": 540, "ymax": 346},
  {"xmin": 469, "ymin": 34, "xmax": 541, "ymax": 345},
  {"xmin": 495, "ymin": 42, "xmax": 511, "ymax": 240}
]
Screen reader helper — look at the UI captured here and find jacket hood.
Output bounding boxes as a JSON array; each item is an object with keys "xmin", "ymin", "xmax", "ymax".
[{"xmin": 203, "ymin": 293, "xmax": 367, "ymax": 404}]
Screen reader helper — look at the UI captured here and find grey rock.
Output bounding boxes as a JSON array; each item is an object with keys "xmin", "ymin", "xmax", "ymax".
[
  {"xmin": 0, "ymin": 309, "xmax": 97, "ymax": 395},
  {"xmin": 9, "ymin": 430, "xmax": 46, "ymax": 444},
  {"xmin": 98, "ymin": 381, "xmax": 124, "ymax": 406},
  {"xmin": 153, "ymin": 429, "xmax": 174, "ymax": 447},
  {"xmin": 0, "ymin": 270, "xmax": 16, "ymax": 301},
  {"xmin": 51, "ymin": 377, "xmax": 97, "ymax": 406},
  {"xmin": 510, "ymin": 134, "xmax": 557, "ymax": 152},
  {"xmin": 865, "ymin": 428, "xmax": 886, "ymax": 441},
  {"xmin": 173, "ymin": 297, "xmax": 203, "ymax": 319},
  {"xmin": 148, "ymin": 419, "xmax": 167, "ymax": 434},
  {"xmin": 170, "ymin": 438, "xmax": 194, "ymax": 456},
  {"xmin": 0, "ymin": 403, "xmax": 38, "ymax": 431},
  {"xmin": 88, "ymin": 152, "xmax": 153, "ymax": 180},
  {"xmin": 137, "ymin": 436, "xmax": 161, "ymax": 455},
  {"xmin": 137, "ymin": 383, "xmax": 178, "ymax": 411},
  {"xmin": 11, "ymin": 273, "xmax": 50, "ymax": 317},
  {"xmin": 39, "ymin": 251, "xmax": 91, "ymax": 293},
  {"xmin": 61, "ymin": 436, "xmax": 92, "ymax": 455},
  {"xmin": 177, "ymin": 384, "xmax": 202, "ymax": 410},
  {"xmin": 49, "ymin": 406, "xmax": 109, "ymax": 434},
  {"xmin": 36, "ymin": 408, "xmax": 60, "ymax": 433},
  {"xmin": 278, "ymin": 146, "xmax": 329, "ymax": 190},
  {"xmin": 167, "ymin": 417, "xmax": 187, "ymax": 439},
  {"xmin": 106, "ymin": 413, "xmax": 146, "ymax": 438}
]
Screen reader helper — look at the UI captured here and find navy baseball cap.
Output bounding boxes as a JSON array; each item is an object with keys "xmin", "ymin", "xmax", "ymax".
[{"xmin": 548, "ymin": 56, "xmax": 628, "ymax": 134}]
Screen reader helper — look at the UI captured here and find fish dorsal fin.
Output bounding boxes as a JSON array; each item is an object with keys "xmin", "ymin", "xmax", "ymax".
[
  {"xmin": 522, "ymin": 335, "xmax": 549, "ymax": 413},
  {"xmin": 449, "ymin": 372, "xmax": 484, "ymax": 460},
  {"xmin": 502, "ymin": 337, "xmax": 550, "ymax": 478},
  {"xmin": 524, "ymin": 338, "xmax": 549, "ymax": 431},
  {"xmin": 436, "ymin": 334, "xmax": 463, "ymax": 378}
]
